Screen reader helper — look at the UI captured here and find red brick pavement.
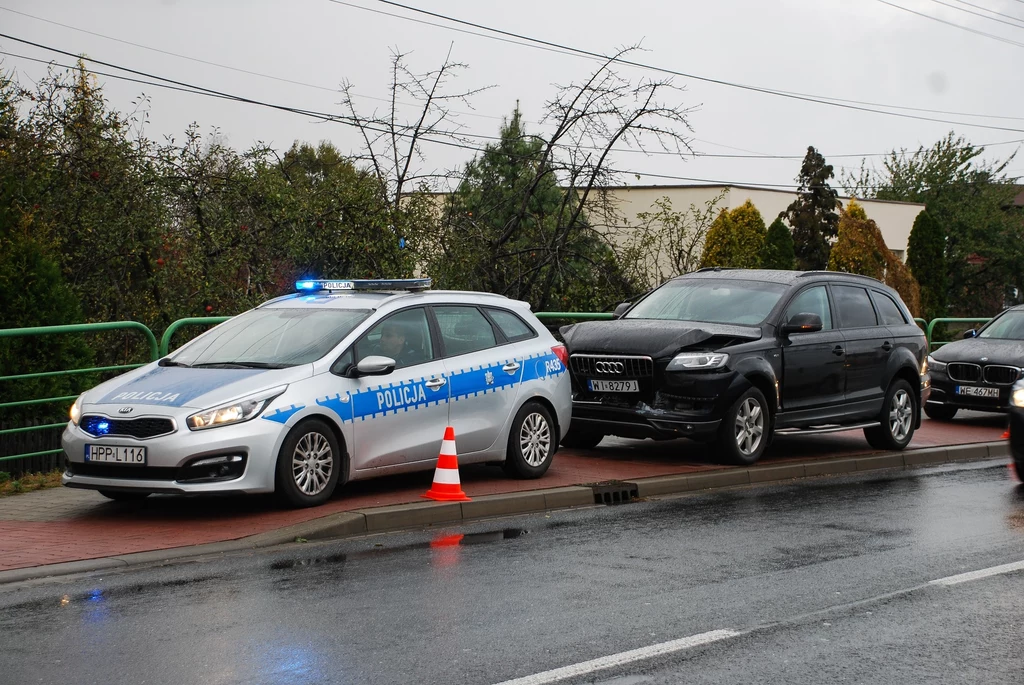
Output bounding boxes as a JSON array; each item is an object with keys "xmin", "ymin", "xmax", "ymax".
[{"xmin": 0, "ymin": 414, "xmax": 1007, "ymax": 572}]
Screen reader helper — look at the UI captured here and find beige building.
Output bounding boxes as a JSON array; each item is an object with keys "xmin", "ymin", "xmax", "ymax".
[{"xmin": 587, "ymin": 183, "xmax": 925, "ymax": 261}]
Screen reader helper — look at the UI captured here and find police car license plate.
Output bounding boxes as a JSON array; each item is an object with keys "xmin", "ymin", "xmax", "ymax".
[
  {"xmin": 85, "ymin": 445, "xmax": 147, "ymax": 465},
  {"xmin": 588, "ymin": 379, "xmax": 639, "ymax": 392},
  {"xmin": 955, "ymin": 385, "xmax": 999, "ymax": 398}
]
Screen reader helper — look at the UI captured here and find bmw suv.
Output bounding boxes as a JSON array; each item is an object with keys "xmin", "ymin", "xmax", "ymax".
[{"xmin": 560, "ymin": 269, "xmax": 930, "ymax": 464}]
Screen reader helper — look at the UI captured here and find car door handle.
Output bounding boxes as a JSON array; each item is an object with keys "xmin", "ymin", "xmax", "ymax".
[
  {"xmin": 425, "ymin": 377, "xmax": 447, "ymax": 389},
  {"xmin": 832, "ymin": 345, "xmax": 845, "ymax": 356},
  {"xmin": 882, "ymin": 341, "xmax": 893, "ymax": 351},
  {"xmin": 502, "ymin": 362, "xmax": 521, "ymax": 374}
]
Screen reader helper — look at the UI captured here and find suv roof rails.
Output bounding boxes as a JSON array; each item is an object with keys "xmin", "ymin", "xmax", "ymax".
[
  {"xmin": 695, "ymin": 266, "xmax": 740, "ymax": 273},
  {"xmin": 797, "ymin": 271, "xmax": 885, "ymax": 285}
]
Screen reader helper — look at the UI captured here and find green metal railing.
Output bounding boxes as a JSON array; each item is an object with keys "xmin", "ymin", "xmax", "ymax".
[
  {"xmin": 0, "ymin": 322, "xmax": 159, "ymax": 464},
  {"xmin": 925, "ymin": 317, "xmax": 991, "ymax": 351},
  {"xmin": 535, "ymin": 312, "xmax": 614, "ymax": 322},
  {"xmin": 159, "ymin": 317, "xmax": 231, "ymax": 356}
]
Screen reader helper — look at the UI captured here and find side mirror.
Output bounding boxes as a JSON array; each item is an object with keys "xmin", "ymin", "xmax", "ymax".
[
  {"xmin": 962, "ymin": 329, "xmax": 977, "ymax": 339},
  {"xmin": 612, "ymin": 302, "xmax": 632, "ymax": 319},
  {"xmin": 782, "ymin": 312, "xmax": 823, "ymax": 335},
  {"xmin": 352, "ymin": 355, "xmax": 396, "ymax": 377}
]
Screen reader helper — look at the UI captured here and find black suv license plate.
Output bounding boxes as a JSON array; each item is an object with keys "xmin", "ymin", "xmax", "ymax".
[{"xmin": 588, "ymin": 379, "xmax": 639, "ymax": 392}]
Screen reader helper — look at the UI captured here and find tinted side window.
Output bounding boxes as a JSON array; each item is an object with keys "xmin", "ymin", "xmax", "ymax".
[
  {"xmin": 784, "ymin": 286, "xmax": 833, "ymax": 330},
  {"xmin": 354, "ymin": 307, "xmax": 434, "ymax": 369},
  {"xmin": 872, "ymin": 291, "xmax": 907, "ymax": 325},
  {"xmin": 485, "ymin": 308, "xmax": 536, "ymax": 342},
  {"xmin": 435, "ymin": 306, "xmax": 498, "ymax": 356},
  {"xmin": 832, "ymin": 285, "xmax": 878, "ymax": 328}
]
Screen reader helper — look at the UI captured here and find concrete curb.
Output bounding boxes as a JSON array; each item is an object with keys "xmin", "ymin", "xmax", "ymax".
[{"xmin": 0, "ymin": 441, "xmax": 1010, "ymax": 585}]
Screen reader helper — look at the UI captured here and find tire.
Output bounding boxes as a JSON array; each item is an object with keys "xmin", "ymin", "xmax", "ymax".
[
  {"xmin": 98, "ymin": 490, "xmax": 150, "ymax": 502},
  {"xmin": 923, "ymin": 403, "xmax": 958, "ymax": 421},
  {"xmin": 864, "ymin": 379, "xmax": 917, "ymax": 451},
  {"xmin": 275, "ymin": 419, "xmax": 342, "ymax": 508},
  {"xmin": 716, "ymin": 387, "xmax": 770, "ymax": 466},
  {"xmin": 560, "ymin": 426, "xmax": 605, "ymax": 450},
  {"xmin": 503, "ymin": 401, "xmax": 556, "ymax": 479}
]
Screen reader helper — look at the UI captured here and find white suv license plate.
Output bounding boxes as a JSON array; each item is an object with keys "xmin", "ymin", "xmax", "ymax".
[
  {"xmin": 85, "ymin": 445, "xmax": 147, "ymax": 465},
  {"xmin": 955, "ymin": 385, "xmax": 999, "ymax": 398},
  {"xmin": 588, "ymin": 379, "xmax": 639, "ymax": 392}
]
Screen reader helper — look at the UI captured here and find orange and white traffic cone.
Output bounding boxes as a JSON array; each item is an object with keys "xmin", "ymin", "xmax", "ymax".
[{"xmin": 422, "ymin": 426, "xmax": 471, "ymax": 502}]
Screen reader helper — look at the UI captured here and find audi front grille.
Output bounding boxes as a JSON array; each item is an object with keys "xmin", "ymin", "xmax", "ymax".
[
  {"xmin": 569, "ymin": 354, "xmax": 653, "ymax": 378},
  {"xmin": 947, "ymin": 362, "xmax": 981, "ymax": 384}
]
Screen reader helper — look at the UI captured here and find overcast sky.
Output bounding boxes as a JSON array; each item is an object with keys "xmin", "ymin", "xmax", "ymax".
[{"xmin": 2, "ymin": 0, "xmax": 1023, "ymax": 191}]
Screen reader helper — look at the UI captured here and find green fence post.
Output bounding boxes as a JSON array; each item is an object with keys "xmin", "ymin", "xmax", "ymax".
[{"xmin": 159, "ymin": 317, "xmax": 232, "ymax": 357}]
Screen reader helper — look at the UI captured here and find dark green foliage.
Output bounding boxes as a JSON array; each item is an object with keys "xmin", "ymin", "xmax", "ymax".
[
  {"xmin": 785, "ymin": 147, "xmax": 840, "ymax": 270},
  {"xmin": 762, "ymin": 217, "xmax": 796, "ymax": 269},
  {"xmin": 906, "ymin": 210, "xmax": 946, "ymax": 321}
]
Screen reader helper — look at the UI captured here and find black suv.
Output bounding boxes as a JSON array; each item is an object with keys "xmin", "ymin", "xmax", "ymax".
[{"xmin": 560, "ymin": 269, "xmax": 929, "ymax": 464}]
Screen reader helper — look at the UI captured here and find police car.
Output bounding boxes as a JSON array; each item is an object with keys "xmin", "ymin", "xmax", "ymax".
[{"xmin": 61, "ymin": 279, "xmax": 571, "ymax": 507}]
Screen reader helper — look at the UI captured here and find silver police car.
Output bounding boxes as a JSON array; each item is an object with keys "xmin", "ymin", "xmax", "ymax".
[{"xmin": 62, "ymin": 279, "xmax": 571, "ymax": 507}]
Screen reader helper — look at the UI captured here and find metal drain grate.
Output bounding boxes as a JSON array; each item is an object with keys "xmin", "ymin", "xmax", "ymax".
[{"xmin": 591, "ymin": 482, "xmax": 639, "ymax": 505}]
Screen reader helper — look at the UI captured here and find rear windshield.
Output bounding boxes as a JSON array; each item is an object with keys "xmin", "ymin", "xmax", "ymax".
[
  {"xmin": 625, "ymin": 278, "xmax": 787, "ymax": 326},
  {"xmin": 171, "ymin": 308, "xmax": 370, "ymax": 367},
  {"xmin": 978, "ymin": 310, "xmax": 1024, "ymax": 340}
]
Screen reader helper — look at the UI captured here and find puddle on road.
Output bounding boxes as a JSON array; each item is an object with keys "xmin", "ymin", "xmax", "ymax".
[{"xmin": 268, "ymin": 528, "xmax": 529, "ymax": 572}]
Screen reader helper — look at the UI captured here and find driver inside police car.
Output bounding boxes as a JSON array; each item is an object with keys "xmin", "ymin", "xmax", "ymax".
[{"xmin": 374, "ymin": 321, "xmax": 410, "ymax": 364}]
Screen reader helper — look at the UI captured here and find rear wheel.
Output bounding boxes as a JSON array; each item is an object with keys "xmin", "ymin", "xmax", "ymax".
[
  {"xmin": 716, "ymin": 387, "xmax": 770, "ymax": 466},
  {"xmin": 923, "ymin": 403, "xmax": 958, "ymax": 421},
  {"xmin": 503, "ymin": 401, "xmax": 556, "ymax": 479},
  {"xmin": 275, "ymin": 419, "xmax": 342, "ymax": 508},
  {"xmin": 560, "ymin": 426, "xmax": 605, "ymax": 450},
  {"xmin": 864, "ymin": 379, "xmax": 916, "ymax": 450},
  {"xmin": 98, "ymin": 490, "xmax": 150, "ymax": 502}
]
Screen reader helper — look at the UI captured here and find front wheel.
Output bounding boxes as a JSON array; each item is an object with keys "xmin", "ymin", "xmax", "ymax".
[
  {"xmin": 864, "ymin": 379, "xmax": 916, "ymax": 450},
  {"xmin": 503, "ymin": 401, "xmax": 556, "ymax": 479},
  {"xmin": 716, "ymin": 387, "xmax": 770, "ymax": 466},
  {"xmin": 275, "ymin": 419, "xmax": 342, "ymax": 508}
]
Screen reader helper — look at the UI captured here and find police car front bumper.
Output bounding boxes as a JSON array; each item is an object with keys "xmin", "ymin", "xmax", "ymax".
[{"xmin": 61, "ymin": 412, "xmax": 286, "ymax": 495}]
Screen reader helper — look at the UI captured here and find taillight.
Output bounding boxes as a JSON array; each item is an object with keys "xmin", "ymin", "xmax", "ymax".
[{"xmin": 551, "ymin": 344, "xmax": 569, "ymax": 366}]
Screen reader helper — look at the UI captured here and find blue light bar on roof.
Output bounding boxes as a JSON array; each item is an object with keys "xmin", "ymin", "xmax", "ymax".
[{"xmin": 294, "ymin": 278, "xmax": 432, "ymax": 293}]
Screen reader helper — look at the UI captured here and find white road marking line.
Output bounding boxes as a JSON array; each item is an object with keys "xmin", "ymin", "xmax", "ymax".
[
  {"xmin": 930, "ymin": 559, "xmax": 1024, "ymax": 586},
  {"xmin": 492, "ymin": 629, "xmax": 741, "ymax": 685}
]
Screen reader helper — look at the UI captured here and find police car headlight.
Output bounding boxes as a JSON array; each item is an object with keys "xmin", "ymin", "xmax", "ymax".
[
  {"xmin": 69, "ymin": 396, "xmax": 83, "ymax": 426},
  {"xmin": 667, "ymin": 352, "xmax": 729, "ymax": 371},
  {"xmin": 186, "ymin": 387, "xmax": 286, "ymax": 430}
]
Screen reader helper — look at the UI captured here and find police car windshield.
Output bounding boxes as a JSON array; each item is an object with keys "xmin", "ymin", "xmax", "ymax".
[
  {"xmin": 625, "ymin": 279, "xmax": 786, "ymax": 326},
  {"xmin": 170, "ymin": 308, "xmax": 370, "ymax": 367}
]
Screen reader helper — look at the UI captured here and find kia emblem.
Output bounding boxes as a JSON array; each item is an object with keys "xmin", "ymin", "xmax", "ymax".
[{"xmin": 118, "ymin": 406, "xmax": 134, "ymax": 414}]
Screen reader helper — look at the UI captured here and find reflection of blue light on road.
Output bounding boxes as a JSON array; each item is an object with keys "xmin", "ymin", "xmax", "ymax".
[
  {"xmin": 256, "ymin": 642, "xmax": 327, "ymax": 684},
  {"xmin": 81, "ymin": 588, "xmax": 109, "ymax": 625},
  {"xmin": 87, "ymin": 589, "xmax": 103, "ymax": 603}
]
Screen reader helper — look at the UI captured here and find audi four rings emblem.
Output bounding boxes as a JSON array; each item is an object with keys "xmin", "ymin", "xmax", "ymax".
[{"xmin": 595, "ymin": 361, "xmax": 625, "ymax": 374}]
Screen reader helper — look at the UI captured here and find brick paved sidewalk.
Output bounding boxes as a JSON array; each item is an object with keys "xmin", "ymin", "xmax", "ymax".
[{"xmin": 0, "ymin": 415, "xmax": 1006, "ymax": 573}]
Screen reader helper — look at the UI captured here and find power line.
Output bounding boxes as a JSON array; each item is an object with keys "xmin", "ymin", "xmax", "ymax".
[
  {"xmin": 876, "ymin": 0, "xmax": 1024, "ymax": 47},
  {"xmin": 342, "ymin": 0, "xmax": 1024, "ymax": 132},
  {"xmin": 951, "ymin": 0, "xmax": 1024, "ymax": 25},
  {"xmin": 926, "ymin": 0, "xmax": 1024, "ymax": 28},
  {"xmin": 0, "ymin": 35, "xmax": 1016, "ymax": 192}
]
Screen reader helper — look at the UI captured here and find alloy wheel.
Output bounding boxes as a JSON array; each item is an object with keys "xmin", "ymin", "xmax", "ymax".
[
  {"xmin": 734, "ymin": 398, "xmax": 764, "ymax": 456},
  {"xmin": 292, "ymin": 431, "xmax": 334, "ymax": 496},
  {"xmin": 519, "ymin": 412, "xmax": 552, "ymax": 467},
  {"xmin": 889, "ymin": 389, "xmax": 913, "ymax": 442}
]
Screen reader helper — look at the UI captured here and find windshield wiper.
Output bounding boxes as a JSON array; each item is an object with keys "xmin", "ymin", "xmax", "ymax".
[
  {"xmin": 158, "ymin": 358, "xmax": 191, "ymax": 367},
  {"xmin": 190, "ymin": 361, "xmax": 292, "ymax": 369}
]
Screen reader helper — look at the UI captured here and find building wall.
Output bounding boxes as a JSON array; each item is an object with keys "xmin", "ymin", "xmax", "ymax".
[{"xmin": 587, "ymin": 184, "xmax": 925, "ymax": 261}]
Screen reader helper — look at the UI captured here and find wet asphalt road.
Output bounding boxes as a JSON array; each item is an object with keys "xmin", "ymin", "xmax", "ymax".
[{"xmin": 1, "ymin": 460, "xmax": 1023, "ymax": 685}]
